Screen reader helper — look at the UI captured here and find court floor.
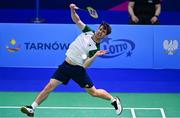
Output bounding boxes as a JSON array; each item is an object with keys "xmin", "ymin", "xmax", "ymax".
[{"xmin": 0, "ymin": 92, "xmax": 180, "ymax": 118}]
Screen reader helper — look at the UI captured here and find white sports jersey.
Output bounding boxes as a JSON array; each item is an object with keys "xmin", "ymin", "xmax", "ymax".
[{"xmin": 66, "ymin": 26, "xmax": 100, "ymax": 66}]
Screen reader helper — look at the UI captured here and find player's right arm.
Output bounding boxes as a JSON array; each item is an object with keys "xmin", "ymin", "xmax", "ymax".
[
  {"xmin": 70, "ymin": 3, "xmax": 86, "ymax": 30},
  {"xmin": 83, "ymin": 50, "xmax": 108, "ymax": 68}
]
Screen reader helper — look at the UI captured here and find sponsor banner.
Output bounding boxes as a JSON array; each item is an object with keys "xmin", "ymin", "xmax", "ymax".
[
  {"xmin": 0, "ymin": 23, "xmax": 153, "ymax": 68},
  {"xmin": 154, "ymin": 26, "xmax": 180, "ymax": 69},
  {"xmin": 91, "ymin": 25, "xmax": 153, "ymax": 68},
  {"xmin": 0, "ymin": 23, "xmax": 78, "ymax": 67}
]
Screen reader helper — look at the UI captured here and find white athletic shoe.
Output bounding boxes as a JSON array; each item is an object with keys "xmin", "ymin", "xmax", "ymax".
[
  {"xmin": 111, "ymin": 96, "xmax": 123, "ymax": 115},
  {"xmin": 20, "ymin": 105, "xmax": 34, "ymax": 117}
]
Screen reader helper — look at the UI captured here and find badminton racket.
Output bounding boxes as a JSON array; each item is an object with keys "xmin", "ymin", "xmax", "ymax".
[{"xmin": 76, "ymin": 6, "xmax": 99, "ymax": 19}]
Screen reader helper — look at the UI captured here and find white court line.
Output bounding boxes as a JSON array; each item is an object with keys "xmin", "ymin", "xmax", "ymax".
[
  {"xmin": 160, "ymin": 108, "xmax": 166, "ymax": 118},
  {"xmin": 0, "ymin": 106, "xmax": 164, "ymax": 110},
  {"xmin": 130, "ymin": 108, "xmax": 136, "ymax": 118},
  {"xmin": 0, "ymin": 106, "xmax": 166, "ymax": 118}
]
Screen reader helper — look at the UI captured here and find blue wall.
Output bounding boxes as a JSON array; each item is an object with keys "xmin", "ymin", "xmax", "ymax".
[
  {"xmin": 0, "ymin": 67, "xmax": 180, "ymax": 93},
  {"xmin": 0, "ymin": 10, "xmax": 180, "ymax": 25},
  {"xmin": 0, "ymin": 0, "xmax": 180, "ymax": 25}
]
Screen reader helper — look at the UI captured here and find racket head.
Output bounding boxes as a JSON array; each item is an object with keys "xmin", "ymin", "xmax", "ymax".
[{"xmin": 86, "ymin": 6, "xmax": 98, "ymax": 19}]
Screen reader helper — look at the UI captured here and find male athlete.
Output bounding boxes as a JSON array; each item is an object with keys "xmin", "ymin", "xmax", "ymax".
[{"xmin": 20, "ymin": 3, "xmax": 122, "ymax": 117}]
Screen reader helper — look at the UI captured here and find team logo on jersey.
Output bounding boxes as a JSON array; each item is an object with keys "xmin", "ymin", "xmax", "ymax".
[{"xmin": 88, "ymin": 44, "xmax": 92, "ymax": 47}]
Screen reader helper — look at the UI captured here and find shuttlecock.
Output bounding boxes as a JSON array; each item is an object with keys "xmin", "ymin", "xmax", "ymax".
[{"xmin": 81, "ymin": 54, "xmax": 87, "ymax": 60}]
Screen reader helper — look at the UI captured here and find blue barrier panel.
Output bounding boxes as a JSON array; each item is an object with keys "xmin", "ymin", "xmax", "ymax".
[
  {"xmin": 0, "ymin": 24, "xmax": 153, "ymax": 68},
  {"xmin": 0, "ymin": 24, "xmax": 179, "ymax": 69},
  {"xmin": 93, "ymin": 25, "xmax": 153, "ymax": 68},
  {"xmin": 154, "ymin": 26, "xmax": 180, "ymax": 69},
  {"xmin": 0, "ymin": 24, "xmax": 180, "ymax": 92},
  {"xmin": 0, "ymin": 23, "xmax": 78, "ymax": 67}
]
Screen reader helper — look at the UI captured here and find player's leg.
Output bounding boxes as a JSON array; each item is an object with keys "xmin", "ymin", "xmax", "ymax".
[
  {"xmin": 71, "ymin": 65, "xmax": 123, "ymax": 115},
  {"xmin": 34, "ymin": 78, "xmax": 62, "ymax": 105},
  {"xmin": 21, "ymin": 61, "xmax": 71, "ymax": 117},
  {"xmin": 21, "ymin": 79, "xmax": 62, "ymax": 117},
  {"xmin": 85, "ymin": 86, "xmax": 123, "ymax": 115},
  {"xmin": 85, "ymin": 86, "xmax": 112, "ymax": 100}
]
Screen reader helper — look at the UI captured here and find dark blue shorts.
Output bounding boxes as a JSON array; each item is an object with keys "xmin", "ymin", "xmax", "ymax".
[{"xmin": 52, "ymin": 61, "xmax": 93, "ymax": 88}]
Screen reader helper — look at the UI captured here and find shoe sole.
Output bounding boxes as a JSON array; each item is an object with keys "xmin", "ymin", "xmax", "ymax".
[
  {"xmin": 21, "ymin": 107, "xmax": 34, "ymax": 117},
  {"xmin": 116, "ymin": 97, "xmax": 123, "ymax": 116}
]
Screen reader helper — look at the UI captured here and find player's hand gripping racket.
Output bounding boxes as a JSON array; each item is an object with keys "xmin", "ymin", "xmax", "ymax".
[{"xmin": 76, "ymin": 6, "xmax": 99, "ymax": 19}]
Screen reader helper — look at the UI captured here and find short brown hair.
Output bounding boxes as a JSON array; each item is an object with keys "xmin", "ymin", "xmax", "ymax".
[{"xmin": 100, "ymin": 21, "xmax": 112, "ymax": 35}]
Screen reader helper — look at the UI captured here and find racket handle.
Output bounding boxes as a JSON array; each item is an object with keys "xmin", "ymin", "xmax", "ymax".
[
  {"xmin": 76, "ymin": 7, "xmax": 86, "ymax": 11},
  {"xmin": 74, "ymin": 6, "xmax": 79, "ymax": 10}
]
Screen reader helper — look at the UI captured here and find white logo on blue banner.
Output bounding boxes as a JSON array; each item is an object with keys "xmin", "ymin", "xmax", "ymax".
[{"xmin": 163, "ymin": 40, "xmax": 178, "ymax": 55}]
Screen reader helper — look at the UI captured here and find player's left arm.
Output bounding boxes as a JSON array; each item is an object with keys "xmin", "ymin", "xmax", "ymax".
[{"xmin": 83, "ymin": 50, "xmax": 108, "ymax": 68}]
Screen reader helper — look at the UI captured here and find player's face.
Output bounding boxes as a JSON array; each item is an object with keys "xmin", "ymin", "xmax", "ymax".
[{"xmin": 94, "ymin": 26, "xmax": 107, "ymax": 39}]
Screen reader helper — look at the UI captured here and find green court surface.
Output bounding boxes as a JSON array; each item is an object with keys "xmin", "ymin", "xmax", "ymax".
[{"xmin": 0, "ymin": 92, "xmax": 180, "ymax": 118}]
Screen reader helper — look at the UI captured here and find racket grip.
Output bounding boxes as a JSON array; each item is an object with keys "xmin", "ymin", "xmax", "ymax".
[{"xmin": 75, "ymin": 6, "xmax": 79, "ymax": 10}]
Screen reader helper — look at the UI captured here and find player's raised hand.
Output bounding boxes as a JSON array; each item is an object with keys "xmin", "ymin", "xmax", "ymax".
[{"xmin": 69, "ymin": 3, "xmax": 78, "ymax": 10}]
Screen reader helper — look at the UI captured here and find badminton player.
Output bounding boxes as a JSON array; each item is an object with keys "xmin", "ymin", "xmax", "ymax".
[{"xmin": 20, "ymin": 3, "xmax": 122, "ymax": 117}]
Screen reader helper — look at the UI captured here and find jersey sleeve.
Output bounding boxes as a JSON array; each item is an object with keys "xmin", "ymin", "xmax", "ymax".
[
  {"xmin": 82, "ymin": 25, "xmax": 94, "ymax": 33},
  {"xmin": 88, "ymin": 43, "xmax": 100, "ymax": 58}
]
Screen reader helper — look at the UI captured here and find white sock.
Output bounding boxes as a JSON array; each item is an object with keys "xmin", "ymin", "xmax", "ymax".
[
  {"xmin": 110, "ymin": 97, "xmax": 116, "ymax": 103},
  {"xmin": 31, "ymin": 102, "xmax": 38, "ymax": 110}
]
